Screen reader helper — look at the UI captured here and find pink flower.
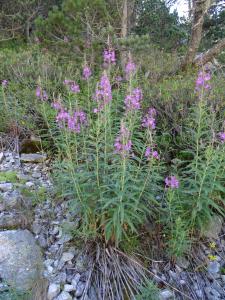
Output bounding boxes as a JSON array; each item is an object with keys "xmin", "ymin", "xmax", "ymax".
[
  {"xmin": 165, "ymin": 176, "xmax": 179, "ymax": 189},
  {"xmin": 94, "ymin": 73, "xmax": 112, "ymax": 112},
  {"xmin": 114, "ymin": 123, "xmax": 132, "ymax": 157},
  {"xmin": 2, "ymin": 80, "xmax": 8, "ymax": 87},
  {"xmin": 36, "ymin": 86, "xmax": 48, "ymax": 101},
  {"xmin": 195, "ymin": 70, "xmax": 211, "ymax": 92},
  {"xmin": 125, "ymin": 59, "xmax": 136, "ymax": 78},
  {"xmin": 103, "ymin": 48, "xmax": 116, "ymax": 65},
  {"xmin": 145, "ymin": 147, "xmax": 160, "ymax": 160},
  {"xmin": 124, "ymin": 88, "xmax": 143, "ymax": 111},
  {"xmin": 64, "ymin": 80, "xmax": 80, "ymax": 93},
  {"xmin": 82, "ymin": 66, "xmax": 92, "ymax": 80},
  {"xmin": 218, "ymin": 132, "xmax": 225, "ymax": 143},
  {"xmin": 142, "ymin": 108, "xmax": 157, "ymax": 130}
]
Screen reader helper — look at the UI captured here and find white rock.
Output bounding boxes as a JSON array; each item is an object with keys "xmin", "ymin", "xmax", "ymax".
[
  {"xmin": 47, "ymin": 283, "xmax": 60, "ymax": 300},
  {"xmin": 64, "ymin": 284, "xmax": 75, "ymax": 292},
  {"xmin": 71, "ymin": 273, "xmax": 81, "ymax": 289},
  {"xmin": 61, "ymin": 252, "xmax": 75, "ymax": 262},
  {"xmin": 56, "ymin": 291, "xmax": 73, "ymax": 300},
  {"xmin": 0, "ymin": 152, "xmax": 4, "ymax": 164},
  {"xmin": 25, "ymin": 181, "xmax": 35, "ymax": 188},
  {"xmin": 75, "ymin": 282, "xmax": 85, "ymax": 297},
  {"xmin": 160, "ymin": 289, "xmax": 174, "ymax": 299},
  {"xmin": 0, "ymin": 183, "xmax": 13, "ymax": 192}
]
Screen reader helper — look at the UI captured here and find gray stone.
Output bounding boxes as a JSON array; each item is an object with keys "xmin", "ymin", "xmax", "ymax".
[
  {"xmin": 0, "ymin": 183, "xmax": 13, "ymax": 192},
  {"xmin": 32, "ymin": 221, "xmax": 42, "ymax": 235},
  {"xmin": 64, "ymin": 284, "xmax": 75, "ymax": 292},
  {"xmin": 47, "ymin": 283, "xmax": 60, "ymax": 300},
  {"xmin": 0, "ymin": 152, "xmax": 4, "ymax": 164},
  {"xmin": 208, "ymin": 261, "xmax": 220, "ymax": 274},
  {"xmin": 20, "ymin": 153, "xmax": 47, "ymax": 163},
  {"xmin": 61, "ymin": 252, "xmax": 75, "ymax": 262},
  {"xmin": 0, "ymin": 212, "xmax": 27, "ymax": 229},
  {"xmin": 71, "ymin": 273, "xmax": 81, "ymax": 289},
  {"xmin": 221, "ymin": 275, "xmax": 225, "ymax": 283},
  {"xmin": 25, "ymin": 181, "xmax": 35, "ymax": 188},
  {"xmin": 0, "ymin": 230, "xmax": 43, "ymax": 292},
  {"xmin": 75, "ymin": 282, "xmax": 85, "ymax": 297},
  {"xmin": 159, "ymin": 289, "xmax": 174, "ymax": 299},
  {"xmin": 176, "ymin": 257, "xmax": 190, "ymax": 269},
  {"xmin": 202, "ymin": 215, "xmax": 223, "ymax": 239},
  {"xmin": 195, "ymin": 289, "xmax": 203, "ymax": 298},
  {"xmin": 54, "ymin": 272, "xmax": 67, "ymax": 284},
  {"xmin": 2, "ymin": 191, "xmax": 22, "ymax": 209},
  {"xmin": 56, "ymin": 291, "xmax": 73, "ymax": 300},
  {"xmin": 75, "ymin": 254, "xmax": 88, "ymax": 273},
  {"xmin": 32, "ymin": 172, "xmax": 42, "ymax": 178}
]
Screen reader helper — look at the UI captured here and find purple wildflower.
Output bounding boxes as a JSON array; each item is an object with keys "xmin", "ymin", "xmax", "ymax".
[
  {"xmin": 103, "ymin": 48, "xmax": 116, "ymax": 65},
  {"xmin": 114, "ymin": 123, "xmax": 132, "ymax": 157},
  {"xmin": 36, "ymin": 86, "xmax": 48, "ymax": 101},
  {"xmin": 124, "ymin": 88, "xmax": 143, "ymax": 111},
  {"xmin": 67, "ymin": 111, "xmax": 87, "ymax": 133},
  {"xmin": 142, "ymin": 108, "xmax": 157, "ymax": 130},
  {"xmin": 52, "ymin": 101, "xmax": 62, "ymax": 110},
  {"xmin": 195, "ymin": 70, "xmax": 211, "ymax": 92},
  {"xmin": 64, "ymin": 80, "xmax": 80, "ymax": 94},
  {"xmin": 2, "ymin": 80, "xmax": 8, "ymax": 87},
  {"xmin": 115, "ymin": 75, "xmax": 123, "ymax": 82},
  {"xmin": 94, "ymin": 73, "xmax": 112, "ymax": 113},
  {"xmin": 82, "ymin": 66, "xmax": 92, "ymax": 80},
  {"xmin": 56, "ymin": 110, "xmax": 69, "ymax": 124},
  {"xmin": 64, "ymin": 36, "xmax": 69, "ymax": 43},
  {"xmin": 145, "ymin": 147, "xmax": 160, "ymax": 160},
  {"xmin": 165, "ymin": 176, "xmax": 179, "ymax": 189},
  {"xmin": 125, "ymin": 59, "xmax": 136, "ymax": 78},
  {"xmin": 218, "ymin": 132, "xmax": 225, "ymax": 143}
]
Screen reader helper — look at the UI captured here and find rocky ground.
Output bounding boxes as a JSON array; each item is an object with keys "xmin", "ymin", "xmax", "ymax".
[{"xmin": 0, "ymin": 151, "xmax": 224, "ymax": 300}]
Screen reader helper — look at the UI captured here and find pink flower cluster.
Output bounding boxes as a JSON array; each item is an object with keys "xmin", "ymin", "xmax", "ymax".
[
  {"xmin": 218, "ymin": 132, "xmax": 225, "ymax": 143},
  {"xmin": 142, "ymin": 108, "xmax": 157, "ymax": 130},
  {"xmin": 36, "ymin": 86, "xmax": 48, "ymax": 101},
  {"xmin": 103, "ymin": 49, "xmax": 116, "ymax": 65},
  {"xmin": 114, "ymin": 123, "xmax": 132, "ymax": 157},
  {"xmin": 125, "ymin": 59, "xmax": 136, "ymax": 78},
  {"xmin": 53, "ymin": 102, "xmax": 87, "ymax": 133},
  {"xmin": 124, "ymin": 88, "xmax": 143, "ymax": 111},
  {"xmin": 82, "ymin": 66, "xmax": 92, "ymax": 80},
  {"xmin": 165, "ymin": 176, "xmax": 179, "ymax": 189},
  {"xmin": 195, "ymin": 70, "xmax": 211, "ymax": 92},
  {"xmin": 145, "ymin": 147, "xmax": 160, "ymax": 160},
  {"xmin": 64, "ymin": 80, "xmax": 80, "ymax": 93},
  {"xmin": 94, "ymin": 73, "xmax": 112, "ymax": 113}
]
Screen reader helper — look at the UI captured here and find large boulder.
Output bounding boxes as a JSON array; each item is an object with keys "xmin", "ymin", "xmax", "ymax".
[{"xmin": 0, "ymin": 230, "xmax": 44, "ymax": 296}]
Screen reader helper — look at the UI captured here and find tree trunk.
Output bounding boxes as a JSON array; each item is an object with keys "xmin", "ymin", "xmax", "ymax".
[
  {"xmin": 195, "ymin": 38, "xmax": 225, "ymax": 65},
  {"xmin": 182, "ymin": 0, "xmax": 212, "ymax": 69}
]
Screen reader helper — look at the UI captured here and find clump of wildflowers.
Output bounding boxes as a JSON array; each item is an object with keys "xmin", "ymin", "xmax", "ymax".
[
  {"xmin": 124, "ymin": 88, "xmax": 143, "ymax": 112},
  {"xmin": 1, "ymin": 80, "xmax": 8, "ymax": 87},
  {"xmin": 64, "ymin": 80, "xmax": 80, "ymax": 94},
  {"xmin": 195, "ymin": 69, "xmax": 211, "ymax": 92},
  {"xmin": 125, "ymin": 58, "xmax": 136, "ymax": 79},
  {"xmin": 114, "ymin": 123, "xmax": 132, "ymax": 157},
  {"xmin": 103, "ymin": 48, "xmax": 116, "ymax": 65},
  {"xmin": 145, "ymin": 147, "xmax": 160, "ymax": 160},
  {"xmin": 93, "ymin": 73, "xmax": 112, "ymax": 113},
  {"xmin": 54, "ymin": 103, "xmax": 87, "ymax": 133},
  {"xmin": 36, "ymin": 86, "xmax": 48, "ymax": 101},
  {"xmin": 165, "ymin": 176, "xmax": 179, "ymax": 189},
  {"xmin": 142, "ymin": 108, "xmax": 157, "ymax": 130},
  {"xmin": 67, "ymin": 111, "xmax": 87, "ymax": 133},
  {"xmin": 82, "ymin": 66, "xmax": 92, "ymax": 80}
]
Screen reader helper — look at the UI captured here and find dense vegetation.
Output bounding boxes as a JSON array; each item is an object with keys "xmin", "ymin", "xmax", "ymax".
[{"xmin": 0, "ymin": 0, "xmax": 225, "ymax": 298}]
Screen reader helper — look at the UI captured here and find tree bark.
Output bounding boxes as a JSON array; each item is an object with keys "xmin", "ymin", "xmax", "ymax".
[
  {"xmin": 182, "ymin": 0, "xmax": 212, "ymax": 69},
  {"xmin": 195, "ymin": 38, "xmax": 225, "ymax": 65}
]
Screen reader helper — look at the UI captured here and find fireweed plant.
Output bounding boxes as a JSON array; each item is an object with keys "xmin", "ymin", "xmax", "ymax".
[
  {"xmin": 38, "ymin": 50, "xmax": 164, "ymax": 247},
  {"xmin": 163, "ymin": 67, "xmax": 225, "ymax": 257}
]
